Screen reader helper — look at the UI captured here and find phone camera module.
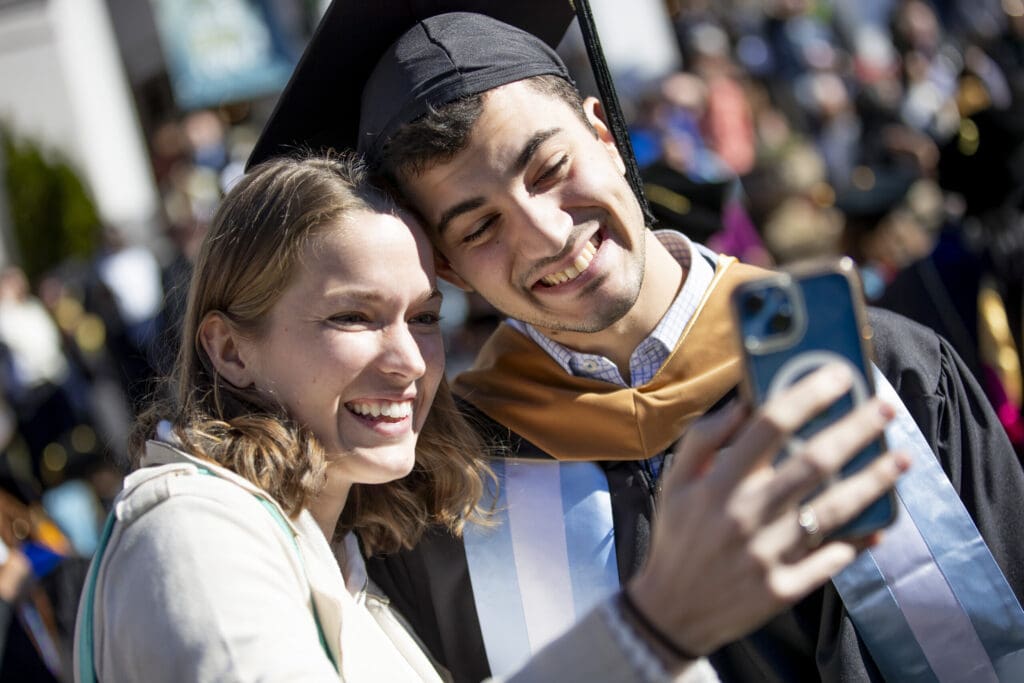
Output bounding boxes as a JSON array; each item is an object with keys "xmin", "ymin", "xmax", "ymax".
[
  {"xmin": 742, "ymin": 291, "xmax": 765, "ymax": 316},
  {"xmin": 769, "ymin": 309, "xmax": 793, "ymax": 334}
]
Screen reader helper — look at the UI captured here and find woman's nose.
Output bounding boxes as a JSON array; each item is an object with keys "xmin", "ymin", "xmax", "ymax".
[{"xmin": 380, "ymin": 324, "xmax": 427, "ymax": 379}]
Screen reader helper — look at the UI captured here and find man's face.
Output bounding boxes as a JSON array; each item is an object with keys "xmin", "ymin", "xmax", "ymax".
[{"xmin": 396, "ymin": 80, "xmax": 647, "ymax": 334}]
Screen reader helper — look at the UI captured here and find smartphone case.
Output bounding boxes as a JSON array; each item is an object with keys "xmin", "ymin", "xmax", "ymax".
[{"xmin": 731, "ymin": 258, "xmax": 897, "ymax": 539}]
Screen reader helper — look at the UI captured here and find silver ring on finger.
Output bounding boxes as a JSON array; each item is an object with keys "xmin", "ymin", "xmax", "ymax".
[{"xmin": 797, "ymin": 504, "xmax": 823, "ymax": 548}]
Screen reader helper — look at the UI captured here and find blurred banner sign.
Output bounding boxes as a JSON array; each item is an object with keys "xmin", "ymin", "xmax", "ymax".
[{"xmin": 149, "ymin": 0, "xmax": 296, "ymax": 110}]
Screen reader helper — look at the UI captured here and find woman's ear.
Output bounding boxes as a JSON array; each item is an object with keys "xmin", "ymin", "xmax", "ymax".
[
  {"xmin": 434, "ymin": 252, "xmax": 474, "ymax": 292},
  {"xmin": 197, "ymin": 312, "xmax": 253, "ymax": 389},
  {"xmin": 583, "ymin": 96, "xmax": 627, "ymax": 175}
]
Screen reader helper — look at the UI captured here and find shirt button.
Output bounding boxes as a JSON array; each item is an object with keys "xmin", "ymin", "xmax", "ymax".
[{"xmin": 581, "ymin": 360, "xmax": 600, "ymax": 373}]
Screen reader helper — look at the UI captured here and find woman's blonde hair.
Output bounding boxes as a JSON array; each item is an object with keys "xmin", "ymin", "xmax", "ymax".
[{"xmin": 132, "ymin": 153, "xmax": 492, "ymax": 555}]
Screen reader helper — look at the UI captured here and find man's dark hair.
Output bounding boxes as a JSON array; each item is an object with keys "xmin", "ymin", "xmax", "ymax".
[{"xmin": 378, "ymin": 74, "xmax": 594, "ymax": 183}]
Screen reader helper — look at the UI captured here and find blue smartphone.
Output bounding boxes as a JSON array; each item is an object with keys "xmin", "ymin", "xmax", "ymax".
[{"xmin": 731, "ymin": 257, "xmax": 896, "ymax": 539}]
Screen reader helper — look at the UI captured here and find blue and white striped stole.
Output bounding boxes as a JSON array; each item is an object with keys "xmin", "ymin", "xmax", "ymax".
[
  {"xmin": 463, "ymin": 458, "xmax": 620, "ymax": 676},
  {"xmin": 463, "ymin": 371, "xmax": 1024, "ymax": 680}
]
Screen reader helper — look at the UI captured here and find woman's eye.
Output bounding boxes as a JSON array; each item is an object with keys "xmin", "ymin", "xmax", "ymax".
[
  {"xmin": 328, "ymin": 313, "xmax": 369, "ymax": 326},
  {"xmin": 411, "ymin": 312, "xmax": 443, "ymax": 326}
]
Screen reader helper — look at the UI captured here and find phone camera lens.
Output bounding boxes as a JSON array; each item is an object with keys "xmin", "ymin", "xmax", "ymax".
[
  {"xmin": 769, "ymin": 310, "xmax": 792, "ymax": 333},
  {"xmin": 743, "ymin": 292, "xmax": 765, "ymax": 316}
]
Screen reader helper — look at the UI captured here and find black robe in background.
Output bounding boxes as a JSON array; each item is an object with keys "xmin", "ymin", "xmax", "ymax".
[{"xmin": 366, "ymin": 308, "xmax": 1024, "ymax": 683}]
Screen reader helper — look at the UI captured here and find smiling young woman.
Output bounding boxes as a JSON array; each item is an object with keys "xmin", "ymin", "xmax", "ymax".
[{"xmin": 133, "ymin": 153, "xmax": 492, "ymax": 555}]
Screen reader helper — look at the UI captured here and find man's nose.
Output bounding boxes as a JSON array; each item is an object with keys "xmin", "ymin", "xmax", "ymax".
[{"xmin": 507, "ymin": 196, "xmax": 573, "ymax": 259}]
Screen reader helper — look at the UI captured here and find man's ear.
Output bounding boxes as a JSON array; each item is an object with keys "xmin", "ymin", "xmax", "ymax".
[
  {"xmin": 197, "ymin": 312, "xmax": 253, "ymax": 389},
  {"xmin": 583, "ymin": 96, "xmax": 627, "ymax": 175},
  {"xmin": 434, "ymin": 252, "xmax": 474, "ymax": 292}
]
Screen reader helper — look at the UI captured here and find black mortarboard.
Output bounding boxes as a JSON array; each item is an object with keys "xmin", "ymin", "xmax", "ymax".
[
  {"xmin": 248, "ymin": 0, "xmax": 652, "ymax": 220},
  {"xmin": 835, "ymin": 166, "xmax": 917, "ymax": 228},
  {"xmin": 641, "ymin": 161, "xmax": 730, "ymax": 243},
  {"xmin": 938, "ymin": 107, "xmax": 1024, "ymax": 216}
]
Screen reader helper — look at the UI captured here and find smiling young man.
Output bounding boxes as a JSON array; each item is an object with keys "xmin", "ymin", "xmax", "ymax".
[
  {"xmin": 249, "ymin": 2, "xmax": 1024, "ymax": 681},
  {"xmin": 392, "ymin": 79, "xmax": 667, "ymax": 372}
]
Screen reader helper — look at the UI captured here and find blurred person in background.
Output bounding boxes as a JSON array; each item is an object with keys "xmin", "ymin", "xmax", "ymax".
[
  {"xmin": 84, "ymin": 226, "xmax": 165, "ymax": 415},
  {"xmin": 0, "ymin": 268, "xmax": 81, "ymax": 485},
  {"xmin": 0, "ymin": 540, "xmax": 59, "ymax": 682},
  {"xmin": 0, "ymin": 461, "xmax": 89, "ymax": 682}
]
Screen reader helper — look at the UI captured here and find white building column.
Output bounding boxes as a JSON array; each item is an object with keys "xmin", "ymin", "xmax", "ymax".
[
  {"xmin": 47, "ymin": 0, "xmax": 159, "ymax": 243},
  {"xmin": 589, "ymin": 0, "xmax": 681, "ymax": 98}
]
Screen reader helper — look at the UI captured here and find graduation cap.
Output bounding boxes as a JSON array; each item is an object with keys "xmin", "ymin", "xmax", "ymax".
[
  {"xmin": 248, "ymin": 0, "xmax": 651, "ymax": 220},
  {"xmin": 641, "ymin": 160, "xmax": 730, "ymax": 244},
  {"xmin": 938, "ymin": 107, "xmax": 1024, "ymax": 216},
  {"xmin": 835, "ymin": 165, "xmax": 917, "ymax": 228}
]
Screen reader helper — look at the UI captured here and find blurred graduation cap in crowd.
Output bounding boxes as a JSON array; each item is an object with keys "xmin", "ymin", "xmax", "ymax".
[
  {"xmin": 835, "ymin": 165, "xmax": 918, "ymax": 230},
  {"xmin": 938, "ymin": 106, "xmax": 1024, "ymax": 216},
  {"xmin": 641, "ymin": 161, "xmax": 731, "ymax": 243},
  {"xmin": 248, "ymin": 0, "xmax": 651, "ymax": 219}
]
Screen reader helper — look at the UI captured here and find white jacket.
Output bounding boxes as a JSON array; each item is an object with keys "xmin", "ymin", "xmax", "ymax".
[
  {"xmin": 74, "ymin": 440, "xmax": 715, "ymax": 683},
  {"xmin": 74, "ymin": 440, "xmax": 443, "ymax": 682}
]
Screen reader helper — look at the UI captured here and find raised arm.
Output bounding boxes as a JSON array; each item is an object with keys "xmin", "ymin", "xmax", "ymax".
[{"xmin": 503, "ymin": 363, "xmax": 907, "ymax": 682}]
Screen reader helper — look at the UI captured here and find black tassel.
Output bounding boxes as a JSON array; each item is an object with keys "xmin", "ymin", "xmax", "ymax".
[{"xmin": 570, "ymin": 0, "xmax": 655, "ymax": 226}]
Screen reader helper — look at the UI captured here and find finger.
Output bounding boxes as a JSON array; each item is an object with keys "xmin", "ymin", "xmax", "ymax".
[
  {"xmin": 748, "ymin": 447, "xmax": 906, "ymax": 564},
  {"xmin": 665, "ymin": 400, "xmax": 749, "ymax": 486},
  {"xmin": 786, "ymin": 450, "xmax": 908, "ymax": 559},
  {"xmin": 769, "ymin": 541, "xmax": 861, "ymax": 603},
  {"xmin": 713, "ymin": 363, "xmax": 854, "ymax": 486},
  {"xmin": 762, "ymin": 398, "xmax": 896, "ymax": 516},
  {"xmin": 778, "ymin": 526, "xmax": 894, "ymax": 596},
  {"xmin": 803, "ymin": 448, "xmax": 908, "ymax": 534}
]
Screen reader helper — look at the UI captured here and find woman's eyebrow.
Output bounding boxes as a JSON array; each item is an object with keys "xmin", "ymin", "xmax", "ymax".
[{"xmin": 320, "ymin": 287, "xmax": 443, "ymax": 305}]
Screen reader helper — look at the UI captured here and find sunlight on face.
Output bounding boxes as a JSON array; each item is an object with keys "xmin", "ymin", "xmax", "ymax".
[
  {"xmin": 399, "ymin": 81, "xmax": 645, "ymax": 335},
  {"xmin": 243, "ymin": 210, "xmax": 445, "ymax": 487}
]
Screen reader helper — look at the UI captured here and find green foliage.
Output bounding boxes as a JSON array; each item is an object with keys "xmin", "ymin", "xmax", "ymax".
[{"xmin": 1, "ymin": 124, "xmax": 101, "ymax": 281}]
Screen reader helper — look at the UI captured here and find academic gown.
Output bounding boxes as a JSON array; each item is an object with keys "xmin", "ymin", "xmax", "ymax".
[{"xmin": 365, "ymin": 308, "xmax": 1024, "ymax": 683}]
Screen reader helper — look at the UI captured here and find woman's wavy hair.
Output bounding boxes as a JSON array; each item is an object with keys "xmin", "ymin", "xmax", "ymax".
[{"xmin": 132, "ymin": 153, "xmax": 493, "ymax": 555}]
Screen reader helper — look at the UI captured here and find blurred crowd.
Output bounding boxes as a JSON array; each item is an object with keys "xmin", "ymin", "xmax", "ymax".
[
  {"xmin": 633, "ymin": 0, "xmax": 1024, "ymax": 450},
  {"xmin": 1, "ymin": 0, "xmax": 1023, "ymax": 679}
]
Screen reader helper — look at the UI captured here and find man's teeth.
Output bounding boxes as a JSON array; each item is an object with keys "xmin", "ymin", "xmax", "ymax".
[
  {"xmin": 348, "ymin": 401, "xmax": 412, "ymax": 419},
  {"xmin": 541, "ymin": 238, "xmax": 598, "ymax": 286}
]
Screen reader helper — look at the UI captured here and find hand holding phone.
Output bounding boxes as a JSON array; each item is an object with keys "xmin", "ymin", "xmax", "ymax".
[{"xmin": 730, "ymin": 257, "xmax": 898, "ymax": 539}]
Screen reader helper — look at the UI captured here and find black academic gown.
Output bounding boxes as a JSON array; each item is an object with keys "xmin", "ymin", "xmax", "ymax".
[{"xmin": 366, "ymin": 308, "xmax": 1024, "ymax": 683}]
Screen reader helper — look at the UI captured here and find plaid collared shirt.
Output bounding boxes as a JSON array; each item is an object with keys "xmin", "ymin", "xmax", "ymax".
[{"xmin": 507, "ymin": 232, "xmax": 717, "ymax": 479}]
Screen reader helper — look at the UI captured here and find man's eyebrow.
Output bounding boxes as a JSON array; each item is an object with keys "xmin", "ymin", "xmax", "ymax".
[
  {"xmin": 437, "ymin": 197, "xmax": 486, "ymax": 237},
  {"xmin": 435, "ymin": 128, "xmax": 562, "ymax": 237},
  {"xmin": 513, "ymin": 128, "xmax": 561, "ymax": 175}
]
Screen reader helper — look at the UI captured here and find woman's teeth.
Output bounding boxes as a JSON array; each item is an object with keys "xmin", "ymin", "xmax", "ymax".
[
  {"xmin": 348, "ymin": 401, "xmax": 412, "ymax": 419},
  {"xmin": 541, "ymin": 237, "xmax": 599, "ymax": 286}
]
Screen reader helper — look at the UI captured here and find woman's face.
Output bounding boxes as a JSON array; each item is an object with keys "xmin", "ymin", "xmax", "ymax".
[{"xmin": 241, "ymin": 210, "xmax": 445, "ymax": 486}]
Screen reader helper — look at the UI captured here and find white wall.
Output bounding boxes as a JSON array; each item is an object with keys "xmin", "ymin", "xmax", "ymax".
[
  {"xmin": 590, "ymin": 0, "xmax": 682, "ymax": 98},
  {"xmin": 0, "ymin": 0, "xmax": 159, "ymax": 250},
  {"xmin": 48, "ymin": 0, "xmax": 158, "ymax": 241},
  {"xmin": 0, "ymin": 4, "xmax": 78, "ymax": 162}
]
